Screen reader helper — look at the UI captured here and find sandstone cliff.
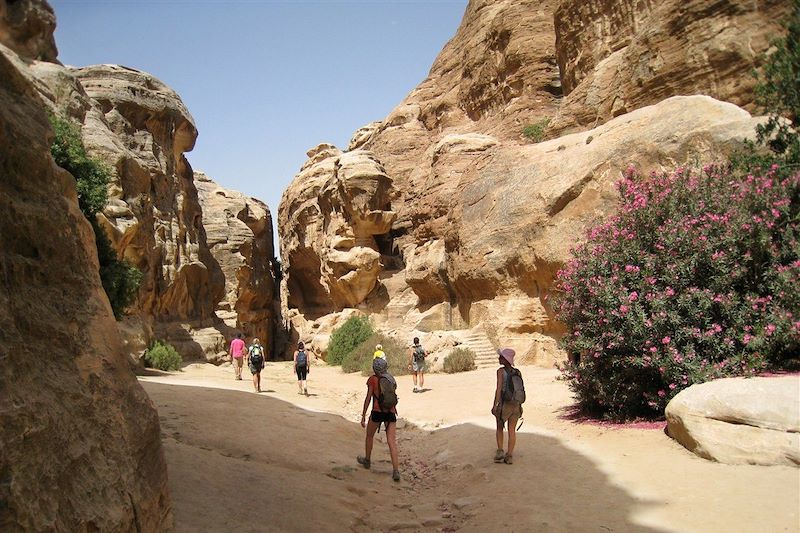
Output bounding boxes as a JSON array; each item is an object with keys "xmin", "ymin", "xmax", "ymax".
[
  {"xmin": 0, "ymin": 15, "xmax": 170, "ymax": 532},
  {"xmin": 279, "ymin": 0, "xmax": 783, "ymax": 364},
  {"xmin": 195, "ymin": 170, "xmax": 278, "ymax": 347}
]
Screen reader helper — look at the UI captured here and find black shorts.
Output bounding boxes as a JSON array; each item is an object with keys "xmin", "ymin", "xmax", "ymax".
[
  {"xmin": 296, "ymin": 365, "xmax": 307, "ymax": 380},
  {"xmin": 370, "ymin": 411, "xmax": 397, "ymax": 427}
]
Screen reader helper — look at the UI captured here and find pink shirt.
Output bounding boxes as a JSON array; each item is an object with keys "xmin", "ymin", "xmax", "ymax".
[{"xmin": 230, "ymin": 338, "xmax": 246, "ymax": 358}]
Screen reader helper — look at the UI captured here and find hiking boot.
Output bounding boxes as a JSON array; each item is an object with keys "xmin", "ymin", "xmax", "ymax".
[
  {"xmin": 356, "ymin": 456, "xmax": 371, "ymax": 469},
  {"xmin": 503, "ymin": 454, "xmax": 513, "ymax": 465},
  {"xmin": 493, "ymin": 449, "xmax": 505, "ymax": 463},
  {"xmin": 392, "ymin": 470, "xmax": 401, "ymax": 482}
]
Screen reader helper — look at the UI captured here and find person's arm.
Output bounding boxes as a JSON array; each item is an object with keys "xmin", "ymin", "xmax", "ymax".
[
  {"xmin": 491, "ymin": 368, "xmax": 503, "ymax": 415},
  {"xmin": 293, "ymin": 350, "xmax": 297, "ymax": 365},
  {"xmin": 361, "ymin": 380, "xmax": 374, "ymax": 428}
]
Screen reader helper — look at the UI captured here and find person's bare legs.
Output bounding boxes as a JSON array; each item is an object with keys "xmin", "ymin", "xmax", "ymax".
[
  {"xmin": 297, "ymin": 376, "xmax": 303, "ymax": 394},
  {"xmin": 385, "ymin": 422, "xmax": 399, "ymax": 471},
  {"xmin": 412, "ymin": 371, "xmax": 418, "ymax": 390},
  {"xmin": 364, "ymin": 418, "xmax": 378, "ymax": 460},
  {"xmin": 506, "ymin": 415, "xmax": 519, "ymax": 461},
  {"xmin": 495, "ymin": 417, "xmax": 505, "ymax": 450},
  {"xmin": 419, "ymin": 371, "xmax": 424, "ymax": 389}
]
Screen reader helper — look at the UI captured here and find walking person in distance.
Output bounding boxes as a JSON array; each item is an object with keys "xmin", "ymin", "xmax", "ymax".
[
  {"xmin": 248, "ymin": 337, "xmax": 266, "ymax": 393},
  {"xmin": 491, "ymin": 348, "xmax": 525, "ymax": 465},
  {"xmin": 228, "ymin": 332, "xmax": 246, "ymax": 380},
  {"xmin": 408, "ymin": 337, "xmax": 427, "ymax": 392},
  {"xmin": 294, "ymin": 341, "xmax": 310, "ymax": 396}
]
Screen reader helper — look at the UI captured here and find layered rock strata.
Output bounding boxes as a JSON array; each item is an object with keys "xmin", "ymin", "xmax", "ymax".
[
  {"xmin": 195, "ymin": 170, "xmax": 278, "ymax": 346},
  {"xmin": 0, "ymin": 26, "xmax": 170, "ymax": 533},
  {"xmin": 551, "ymin": 0, "xmax": 792, "ymax": 134}
]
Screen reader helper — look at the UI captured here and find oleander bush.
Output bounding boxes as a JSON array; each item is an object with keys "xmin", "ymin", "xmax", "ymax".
[
  {"xmin": 443, "ymin": 347, "xmax": 477, "ymax": 373},
  {"xmin": 327, "ymin": 315, "xmax": 373, "ymax": 366},
  {"xmin": 144, "ymin": 340, "xmax": 182, "ymax": 371},
  {"xmin": 554, "ymin": 164, "xmax": 800, "ymax": 420}
]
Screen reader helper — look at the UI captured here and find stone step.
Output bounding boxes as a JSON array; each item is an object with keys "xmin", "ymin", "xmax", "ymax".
[{"xmin": 459, "ymin": 329, "xmax": 498, "ymax": 369}]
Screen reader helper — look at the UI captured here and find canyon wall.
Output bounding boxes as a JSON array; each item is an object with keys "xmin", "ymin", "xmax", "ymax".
[
  {"xmin": 0, "ymin": 3, "xmax": 171, "ymax": 529},
  {"xmin": 279, "ymin": 0, "xmax": 786, "ymax": 363}
]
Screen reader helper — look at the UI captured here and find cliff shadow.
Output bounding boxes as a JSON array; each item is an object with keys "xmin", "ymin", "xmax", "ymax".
[{"xmin": 141, "ymin": 381, "xmax": 666, "ymax": 532}]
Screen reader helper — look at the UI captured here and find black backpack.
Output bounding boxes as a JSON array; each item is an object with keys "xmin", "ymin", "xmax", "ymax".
[
  {"xmin": 296, "ymin": 349, "xmax": 308, "ymax": 367},
  {"xmin": 502, "ymin": 367, "xmax": 526, "ymax": 404},
  {"xmin": 413, "ymin": 345, "xmax": 426, "ymax": 362},
  {"xmin": 378, "ymin": 376, "xmax": 398, "ymax": 411},
  {"xmin": 249, "ymin": 345, "xmax": 264, "ymax": 368}
]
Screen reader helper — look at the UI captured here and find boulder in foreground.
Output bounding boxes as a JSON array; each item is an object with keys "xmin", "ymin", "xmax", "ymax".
[{"xmin": 666, "ymin": 376, "xmax": 800, "ymax": 466}]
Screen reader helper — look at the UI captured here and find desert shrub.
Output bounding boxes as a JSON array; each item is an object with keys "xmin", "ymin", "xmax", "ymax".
[
  {"xmin": 522, "ymin": 118, "xmax": 550, "ymax": 143},
  {"xmin": 341, "ymin": 333, "xmax": 410, "ymax": 376},
  {"xmin": 49, "ymin": 113, "xmax": 142, "ymax": 318},
  {"xmin": 443, "ymin": 347, "xmax": 476, "ymax": 373},
  {"xmin": 733, "ymin": 2, "xmax": 800, "ymax": 173},
  {"xmin": 327, "ymin": 315, "xmax": 373, "ymax": 365},
  {"xmin": 554, "ymin": 165, "xmax": 799, "ymax": 420},
  {"xmin": 144, "ymin": 340, "xmax": 182, "ymax": 371}
]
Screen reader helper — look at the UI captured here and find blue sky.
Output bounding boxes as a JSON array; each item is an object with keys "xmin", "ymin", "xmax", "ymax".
[{"xmin": 50, "ymin": 0, "xmax": 467, "ymax": 250}]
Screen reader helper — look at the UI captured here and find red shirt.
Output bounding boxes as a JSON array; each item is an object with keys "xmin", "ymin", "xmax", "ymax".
[{"xmin": 367, "ymin": 375, "xmax": 397, "ymax": 414}]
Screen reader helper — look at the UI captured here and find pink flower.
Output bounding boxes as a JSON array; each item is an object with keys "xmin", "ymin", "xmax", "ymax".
[
  {"xmin": 669, "ymin": 383, "xmax": 677, "ymax": 390},
  {"xmin": 665, "ymin": 287, "xmax": 675, "ymax": 297},
  {"xmin": 657, "ymin": 390, "xmax": 666, "ymax": 398},
  {"xmin": 619, "ymin": 305, "xmax": 630, "ymax": 316},
  {"xmin": 629, "ymin": 291, "xmax": 639, "ymax": 302},
  {"xmin": 765, "ymin": 324, "xmax": 776, "ymax": 336},
  {"xmin": 662, "ymin": 336, "xmax": 671, "ymax": 344}
]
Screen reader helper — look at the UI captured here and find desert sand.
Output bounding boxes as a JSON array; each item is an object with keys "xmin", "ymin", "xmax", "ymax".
[{"xmin": 139, "ymin": 361, "xmax": 799, "ymax": 532}]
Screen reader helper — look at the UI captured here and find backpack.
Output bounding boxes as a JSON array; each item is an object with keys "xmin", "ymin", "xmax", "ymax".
[
  {"xmin": 296, "ymin": 349, "xmax": 308, "ymax": 367},
  {"xmin": 502, "ymin": 367, "xmax": 526, "ymax": 404},
  {"xmin": 249, "ymin": 345, "xmax": 264, "ymax": 368},
  {"xmin": 413, "ymin": 345, "xmax": 426, "ymax": 362},
  {"xmin": 377, "ymin": 376, "xmax": 398, "ymax": 411}
]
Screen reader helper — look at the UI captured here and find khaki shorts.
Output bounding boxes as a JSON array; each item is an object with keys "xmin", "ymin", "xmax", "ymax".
[
  {"xmin": 232, "ymin": 357, "xmax": 243, "ymax": 368},
  {"xmin": 498, "ymin": 401, "xmax": 522, "ymax": 424}
]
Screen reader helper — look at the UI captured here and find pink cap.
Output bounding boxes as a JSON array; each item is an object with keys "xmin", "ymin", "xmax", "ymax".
[{"xmin": 497, "ymin": 348, "xmax": 515, "ymax": 366}]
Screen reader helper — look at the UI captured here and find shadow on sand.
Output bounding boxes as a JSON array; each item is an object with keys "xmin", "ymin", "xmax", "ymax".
[{"xmin": 142, "ymin": 382, "xmax": 666, "ymax": 533}]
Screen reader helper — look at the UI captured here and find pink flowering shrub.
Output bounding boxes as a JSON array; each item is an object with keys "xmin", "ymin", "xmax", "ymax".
[{"xmin": 554, "ymin": 164, "xmax": 799, "ymax": 420}]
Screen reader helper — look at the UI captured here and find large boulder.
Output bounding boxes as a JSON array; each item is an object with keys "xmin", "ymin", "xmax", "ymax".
[
  {"xmin": 0, "ymin": 0, "xmax": 57, "ymax": 62},
  {"xmin": 0, "ymin": 39, "xmax": 170, "ymax": 530},
  {"xmin": 666, "ymin": 376, "xmax": 800, "ymax": 466}
]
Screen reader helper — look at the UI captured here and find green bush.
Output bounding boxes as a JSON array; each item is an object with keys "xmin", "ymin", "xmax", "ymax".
[
  {"xmin": 554, "ymin": 165, "xmax": 799, "ymax": 420},
  {"xmin": 341, "ymin": 333, "xmax": 410, "ymax": 376},
  {"xmin": 443, "ymin": 347, "xmax": 477, "ymax": 373},
  {"xmin": 522, "ymin": 118, "xmax": 551, "ymax": 143},
  {"xmin": 327, "ymin": 315, "xmax": 373, "ymax": 365},
  {"xmin": 49, "ymin": 113, "xmax": 142, "ymax": 318},
  {"xmin": 733, "ymin": 2, "xmax": 800, "ymax": 173},
  {"xmin": 144, "ymin": 340, "xmax": 182, "ymax": 371}
]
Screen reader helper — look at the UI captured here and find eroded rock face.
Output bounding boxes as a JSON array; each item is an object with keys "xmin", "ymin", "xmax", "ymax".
[
  {"xmin": 0, "ymin": 40, "xmax": 170, "ymax": 531},
  {"xmin": 279, "ymin": 146, "xmax": 396, "ymax": 318},
  {"xmin": 0, "ymin": 0, "xmax": 57, "ymax": 62},
  {"xmin": 280, "ymin": 0, "xmax": 783, "ymax": 364},
  {"xmin": 666, "ymin": 376, "xmax": 800, "ymax": 466},
  {"xmin": 195, "ymin": 170, "xmax": 277, "ymax": 345},
  {"xmin": 551, "ymin": 0, "xmax": 792, "ymax": 133},
  {"xmin": 29, "ymin": 60, "xmax": 234, "ymax": 360}
]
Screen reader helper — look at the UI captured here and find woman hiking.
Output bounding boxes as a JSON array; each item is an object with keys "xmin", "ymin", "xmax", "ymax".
[
  {"xmin": 293, "ymin": 341, "xmax": 310, "ymax": 395},
  {"xmin": 491, "ymin": 348, "xmax": 522, "ymax": 464},
  {"xmin": 357, "ymin": 357, "xmax": 401, "ymax": 482}
]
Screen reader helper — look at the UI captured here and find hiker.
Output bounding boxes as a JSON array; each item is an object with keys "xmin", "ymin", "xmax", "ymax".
[
  {"xmin": 293, "ymin": 341, "xmax": 310, "ymax": 396},
  {"xmin": 357, "ymin": 357, "xmax": 401, "ymax": 482},
  {"xmin": 408, "ymin": 337, "xmax": 427, "ymax": 392},
  {"xmin": 373, "ymin": 343, "xmax": 386, "ymax": 360},
  {"xmin": 228, "ymin": 332, "xmax": 246, "ymax": 380},
  {"xmin": 491, "ymin": 348, "xmax": 524, "ymax": 465},
  {"xmin": 248, "ymin": 338, "xmax": 266, "ymax": 393}
]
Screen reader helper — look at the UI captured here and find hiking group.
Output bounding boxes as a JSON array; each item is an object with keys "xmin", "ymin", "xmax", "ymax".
[{"xmin": 228, "ymin": 334, "xmax": 526, "ymax": 481}]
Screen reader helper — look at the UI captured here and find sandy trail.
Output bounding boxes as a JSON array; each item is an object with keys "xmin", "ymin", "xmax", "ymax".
[{"xmin": 139, "ymin": 362, "xmax": 799, "ymax": 532}]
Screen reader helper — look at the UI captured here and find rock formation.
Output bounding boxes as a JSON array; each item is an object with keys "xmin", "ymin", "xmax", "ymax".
[
  {"xmin": 666, "ymin": 376, "xmax": 800, "ymax": 466},
  {"xmin": 0, "ymin": 0, "xmax": 57, "ymax": 62},
  {"xmin": 551, "ymin": 0, "xmax": 791, "ymax": 134},
  {"xmin": 195, "ymin": 170, "xmax": 278, "ymax": 346},
  {"xmin": 279, "ymin": 0, "xmax": 785, "ymax": 364},
  {"xmin": 0, "ymin": 12, "xmax": 170, "ymax": 531},
  {"xmin": 279, "ymin": 146, "xmax": 396, "ymax": 318}
]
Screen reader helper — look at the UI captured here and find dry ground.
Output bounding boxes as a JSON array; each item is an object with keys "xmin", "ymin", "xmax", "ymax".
[{"xmin": 139, "ymin": 361, "xmax": 799, "ymax": 532}]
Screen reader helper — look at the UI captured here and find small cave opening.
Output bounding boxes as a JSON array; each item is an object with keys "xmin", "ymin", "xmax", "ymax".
[{"xmin": 375, "ymin": 227, "xmax": 406, "ymax": 271}]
